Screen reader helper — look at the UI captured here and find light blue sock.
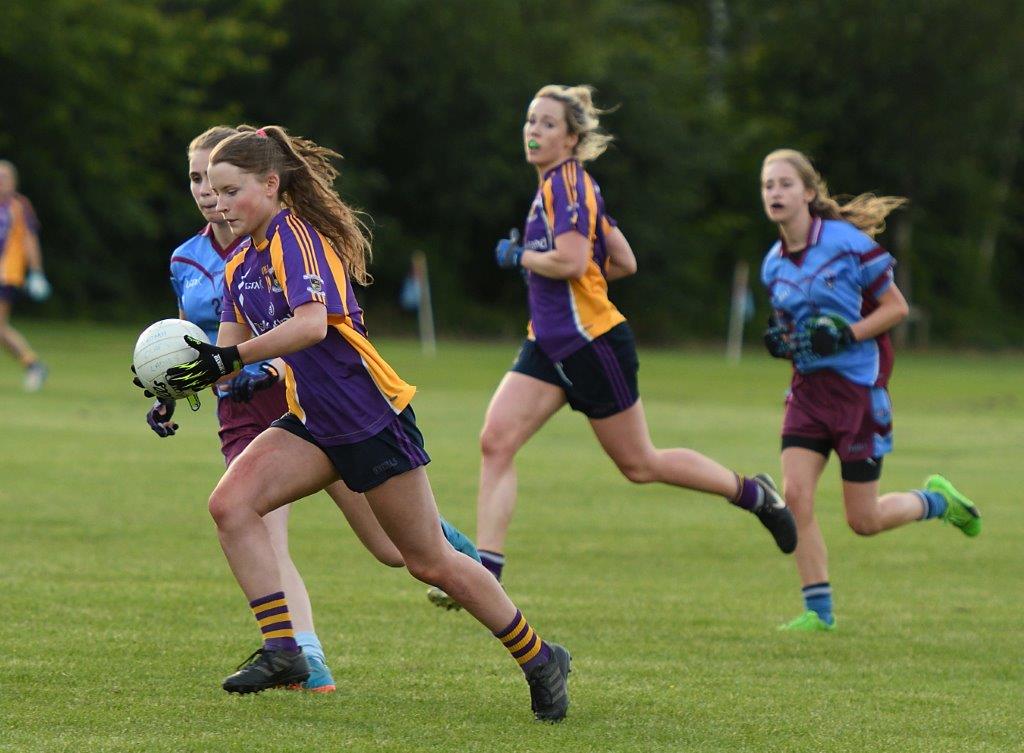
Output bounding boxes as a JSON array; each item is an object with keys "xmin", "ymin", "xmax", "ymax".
[
  {"xmin": 802, "ymin": 582, "xmax": 833, "ymax": 625},
  {"xmin": 439, "ymin": 516, "xmax": 481, "ymax": 562},
  {"xmin": 913, "ymin": 489, "xmax": 947, "ymax": 520},
  {"xmin": 295, "ymin": 631, "xmax": 325, "ymax": 661}
]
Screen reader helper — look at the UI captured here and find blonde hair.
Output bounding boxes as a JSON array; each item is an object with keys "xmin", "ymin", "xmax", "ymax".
[
  {"xmin": 534, "ymin": 84, "xmax": 614, "ymax": 163},
  {"xmin": 763, "ymin": 148, "xmax": 907, "ymax": 238},
  {"xmin": 188, "ymin": 126, "xmax": 238, "ymax": 156},
  {"xmin": 210, "ymin": 125, "xmax": 373, "ymax": 285}
]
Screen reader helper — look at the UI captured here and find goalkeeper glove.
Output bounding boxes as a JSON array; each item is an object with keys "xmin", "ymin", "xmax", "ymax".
[
  {"xmin": 165, "ymin": 335, "xmax": 243, "ymax": 395},
  {"xmin": 805, "ymin": 314, "xmax": 856, "ymax": 357},
  {"xmin": 763, "ymin": 313, "xmax": 795, "ymax": 359},
  {"xmin": 25, "ymin": 270, "xmax": 51, "ymax": 302},
  {"xmin": 146, "ymin": 398, "xmax": 178, "ymax": 437},
  {"xmin": 494, "ymin": 228, "xmax": 524, "ymax": 269},
  {"xmin": 227, "ymin": 362, "xmax": 279, "ymax": 403}
]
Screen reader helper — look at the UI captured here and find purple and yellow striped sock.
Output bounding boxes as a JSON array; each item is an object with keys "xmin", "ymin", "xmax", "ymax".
[
  {"xmin": 250, "ymin": 591, "xmax": 299, "ymax": 652},
  {"xmin": 494, "ymin": 609, "xmax": 551, "ymax": 674}
]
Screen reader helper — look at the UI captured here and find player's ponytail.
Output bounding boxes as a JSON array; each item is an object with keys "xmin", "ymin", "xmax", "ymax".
[
  {"xmin": 535, "ymin": 84, "xmax": 616, "ymax": 163},
  {"xmin": 763, "ymin": 149, "xmax": 907, "ymax": 238},
  {"xmin": 210, "ymin": 125, "xmax": 373, "ymax": 285}
]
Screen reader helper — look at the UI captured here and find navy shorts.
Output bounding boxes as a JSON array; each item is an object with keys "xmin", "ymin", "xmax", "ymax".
[
  {"xmin": 511, "ymin": 322, "xmax": 640, "ymax": 419},
  {"xmin": 272, "ymin": 406, "xmax": 430, "ymax": 493},
  {"xmin": 0, "ymin": 284, "xmax": 21, "ymax": 303},
  {"xmin": 781, "ymin": 369, "xmax": 893, "ymax": 465}
]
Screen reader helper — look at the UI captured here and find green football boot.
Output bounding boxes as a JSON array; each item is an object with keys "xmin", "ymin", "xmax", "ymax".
[
  {"xmin": 778, "ymin": 611, "xmax": 836, "ymax": 632},
  {"xmin": 926, "ymin": 474, "xmax": 981, "ymax": 537}
]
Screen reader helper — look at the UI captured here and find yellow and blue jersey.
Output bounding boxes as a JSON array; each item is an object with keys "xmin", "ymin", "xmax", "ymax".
[
  {"xmin": 761, "ymin": 216, "xmax": 896, "ymax": 387},
  {"xmin": 0, "ymin": 194, "xmax": 39, "ymax": 287},
  {"xmin": 220, "ymin": 208, "xmax": 415, "ymax": 445},
  {"xmin": 522, "ymin": 159, "xmax": 626, "ymax": 361}
]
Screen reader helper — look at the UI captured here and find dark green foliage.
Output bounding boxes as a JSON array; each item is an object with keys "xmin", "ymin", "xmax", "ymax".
[{"xmin": 2, "ymin": 0, "xmax": 1021, "ymax": 344}]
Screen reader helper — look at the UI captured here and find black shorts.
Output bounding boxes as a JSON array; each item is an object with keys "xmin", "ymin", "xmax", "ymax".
[
  {"xmin": 511, "ymin": 322, "xmax": 640, "ymax": 419},
  {"xmin": 272, "ymin": 406, "xmax": 430, "ymax": 493}
]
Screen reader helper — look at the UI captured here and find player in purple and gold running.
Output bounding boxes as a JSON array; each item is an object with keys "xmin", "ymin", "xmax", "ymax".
[
  {"xmin": 0, "ymin": 160, "xmax": 51, "ymax": 391},
  {"xmin": 142, "ymin": 126, "xmax": 479, "ymax": 692},
  {"xmin": 473, "ymin": 85, "xmax": 797, "ymax": 589},
  {"xmin": 159, "ymin": 125, "xmax": 570, "ymax": 721},
  {"xmin": 759, "ymin": 148, "xmax": 981, "ymax": 632}
]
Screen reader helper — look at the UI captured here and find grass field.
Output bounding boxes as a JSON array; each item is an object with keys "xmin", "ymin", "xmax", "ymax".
[{"xmin": 2, "ymin": 322, "xmax": 1021, "ymax": 752}]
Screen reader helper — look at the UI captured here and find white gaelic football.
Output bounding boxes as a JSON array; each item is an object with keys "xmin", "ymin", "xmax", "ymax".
[{"xmin": 133, "ymin": 319, "xmax": 210, "ymax": 400}]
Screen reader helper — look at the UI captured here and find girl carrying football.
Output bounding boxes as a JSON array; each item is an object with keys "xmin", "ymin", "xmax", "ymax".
[
  {"xmin": 472, "ymin": 85, "xmax": 797, "ymax": 589},
  {"xmin": 159, "ymin": 126, "xmax": 571, "ymax": 721},
  {"xmin": 759, "ymin": 148, "xmax": 981, "ymax": 631},
  {"xmin": 140, "ymin": 126, "xmax": 479, "ymax": 692}
]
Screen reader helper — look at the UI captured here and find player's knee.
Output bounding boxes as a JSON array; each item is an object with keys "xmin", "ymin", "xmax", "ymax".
[
  {"xmin": 403, "ymin": 555, "xmax": 444, "ymax": 586},
  {"xmin": 479, "ymin": 423, "xmax": 517, "ymax": 462},
  {"xmin": 782, "ymin": 481, "xmax": 815, "ymax": 518},
  {"xmin": 615, "ymin": 455, "xmax": 655, "ymax": 484},
  {"xmin": 847, "ymin": 515, "xmax": 882, "ymax": 536},
  {"xmin": 208, "ymin": 485, "xmax": 248, "ymax": 530},
  {"xmin": 373, "ymin": 551, "xmax": 405, "ymax": 568}
]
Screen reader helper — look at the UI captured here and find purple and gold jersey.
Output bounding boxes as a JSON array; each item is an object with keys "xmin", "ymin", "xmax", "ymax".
[
  {"xmin": 170, "ymin": 225, "xmax": 247, "ymax": 342},
  {"xmin": 0, "ymin": 194, "xmax": 39, "ymax": 287},
  {"xmin": 761, "ymin": 216, "xmax": 897, "ymax": 387},
  {"xmin": 220, "ymin": 208, "xmax": 415, "ymax": 445},
  {"xmin": 522, "ymin": 159, "xmax": 626, "ymax": 361}
]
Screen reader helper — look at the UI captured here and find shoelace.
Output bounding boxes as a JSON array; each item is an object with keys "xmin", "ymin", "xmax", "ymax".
[{"xmin": 234, "ymin": 648, "xmax": 265, "ymax": 671}]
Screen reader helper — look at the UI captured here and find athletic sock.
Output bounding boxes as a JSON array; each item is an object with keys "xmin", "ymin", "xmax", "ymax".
[
  {"xmin": 250, "ymin": 591, "xmax": 299, "ymax": 652},
  {"xmin": 478, "ymin": 549, "xmax": 505, "ymax": 581},
  {"xmin": 295, "ymin": 630, "xmax": 325, "ymax": 662},
  {"xmin": 913, "ymin": 489, "xmax": 947, "ymax": 520},
  {"xmin": 802, "ymin": 581, "xmax": 833, "ymax": 625},
  {"xmin": 494, "ymin": 609, "xmax": 551, "ymax": 673},
  {"xmin": 729, "ymin": 474, "xmax": 763, "ymax": 512}
]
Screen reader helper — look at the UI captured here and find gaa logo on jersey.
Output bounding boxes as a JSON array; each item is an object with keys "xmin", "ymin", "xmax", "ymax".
[{"xmin": 303, "ymin": 273, "xmax": 324, "ymax": 294}]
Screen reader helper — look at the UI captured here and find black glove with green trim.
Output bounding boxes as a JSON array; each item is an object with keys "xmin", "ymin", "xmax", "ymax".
[
  {"xmin": 165, "ymin": 335, "xmax": 243, "ymax": 395},
  {"xmin": 806, "ymin": 314, "xmax": 856, "ymax": 357}
]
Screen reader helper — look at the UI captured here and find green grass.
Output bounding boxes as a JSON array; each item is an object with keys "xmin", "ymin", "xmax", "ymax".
[{"xmin": 2, "ymin": 322, "xmax": 1021, "ymax": 752}]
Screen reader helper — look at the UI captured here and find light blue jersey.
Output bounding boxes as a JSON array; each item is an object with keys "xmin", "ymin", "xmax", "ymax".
[
  {"xmin": 169, "ymin": 225, "xmax": 247, "ymax": 341},
  {"xmin": 761, "ymin": 216, "xmax": 896, "ymax": 386},
  {"xmin": 169, "ymin": 225, "xmax": 267, "ymax": 389}
]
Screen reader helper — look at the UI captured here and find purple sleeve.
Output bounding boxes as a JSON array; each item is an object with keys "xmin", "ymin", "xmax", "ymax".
[
  {"xmin": 546, "ymin": 163, "xmax": 591, "ymax": 238},
  {"xmin": 219, "ymin": 276, "xmax": 243, "ymax": 324},
  {"xmin": 275, "ymin": 217, "xmax": 346, "ymax": 314}
]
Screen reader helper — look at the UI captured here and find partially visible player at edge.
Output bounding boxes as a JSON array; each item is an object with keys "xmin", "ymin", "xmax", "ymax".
[
  {"xmin": 0, "ymin": 160, "xmax": 51, "ymax": 391},
  {"xmin": 454, "ymin": 85, "xmax": 796, "ymax": 599},
  {"xmin": 759, "ymin": 148, "xmax": 981, "ymax": 632},
  {"xmin": 161, "ymin": 126, "xmax": 570, "ymax": 721},
  {"xmin": 139, "ymin": 126, "xmax": 481, "ymax": 691}
]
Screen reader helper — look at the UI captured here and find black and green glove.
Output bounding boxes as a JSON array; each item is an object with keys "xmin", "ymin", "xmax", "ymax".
[
  {"xmin": 165, "ymin": 335, "xmax": 243, "ymax": 395},
  {"xmin": 803, "ymin": 314, "xmax": 856, "ymax": 357}
]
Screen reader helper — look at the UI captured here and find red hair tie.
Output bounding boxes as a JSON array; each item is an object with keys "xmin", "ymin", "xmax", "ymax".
[{"xmin": 255, "ymin": 128, "xmax": 267, "ymax": 138}]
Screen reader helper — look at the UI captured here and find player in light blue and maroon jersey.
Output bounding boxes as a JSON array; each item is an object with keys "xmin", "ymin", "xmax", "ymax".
[
  {"xmin": 759, "ymin": 148, "xmax": 981, "ymax": 632},
  {"xmin": 158, "ymin": 125, "xmax": 569, "ymax": 720},
  {"xmin": 139, "ymin": 127, "xmax": 479, "ymax": 694},
  {"xmin": 0, "ymin": 160, "xmax": 51, "ymax": 391},
  {"xmin": 474, "ymin": 84, "xmax": 797, "ymax": 591}
]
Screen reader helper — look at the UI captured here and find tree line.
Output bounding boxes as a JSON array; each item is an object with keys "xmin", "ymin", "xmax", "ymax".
[{"xmin": 2, "ymin": 0, "xmax": 1021, "ymax": 346}]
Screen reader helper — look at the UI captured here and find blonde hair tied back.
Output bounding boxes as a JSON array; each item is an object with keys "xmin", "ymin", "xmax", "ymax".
[
  {"xmin": 535, "ymin": 84, "xmax": 615, "ymax": 163},
  {"xmin": 763, "ymin": 148, "xmax": 907, "ymax": 238}
]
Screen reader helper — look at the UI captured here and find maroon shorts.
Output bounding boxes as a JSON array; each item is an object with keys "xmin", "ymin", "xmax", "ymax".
[
  {"xmin": 782, "ymin": 370, "xmax": 893, "ymax": 463},
  {"xmin": 217, "ymin": 381, "xmax": 290, "ymax": 466}
]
